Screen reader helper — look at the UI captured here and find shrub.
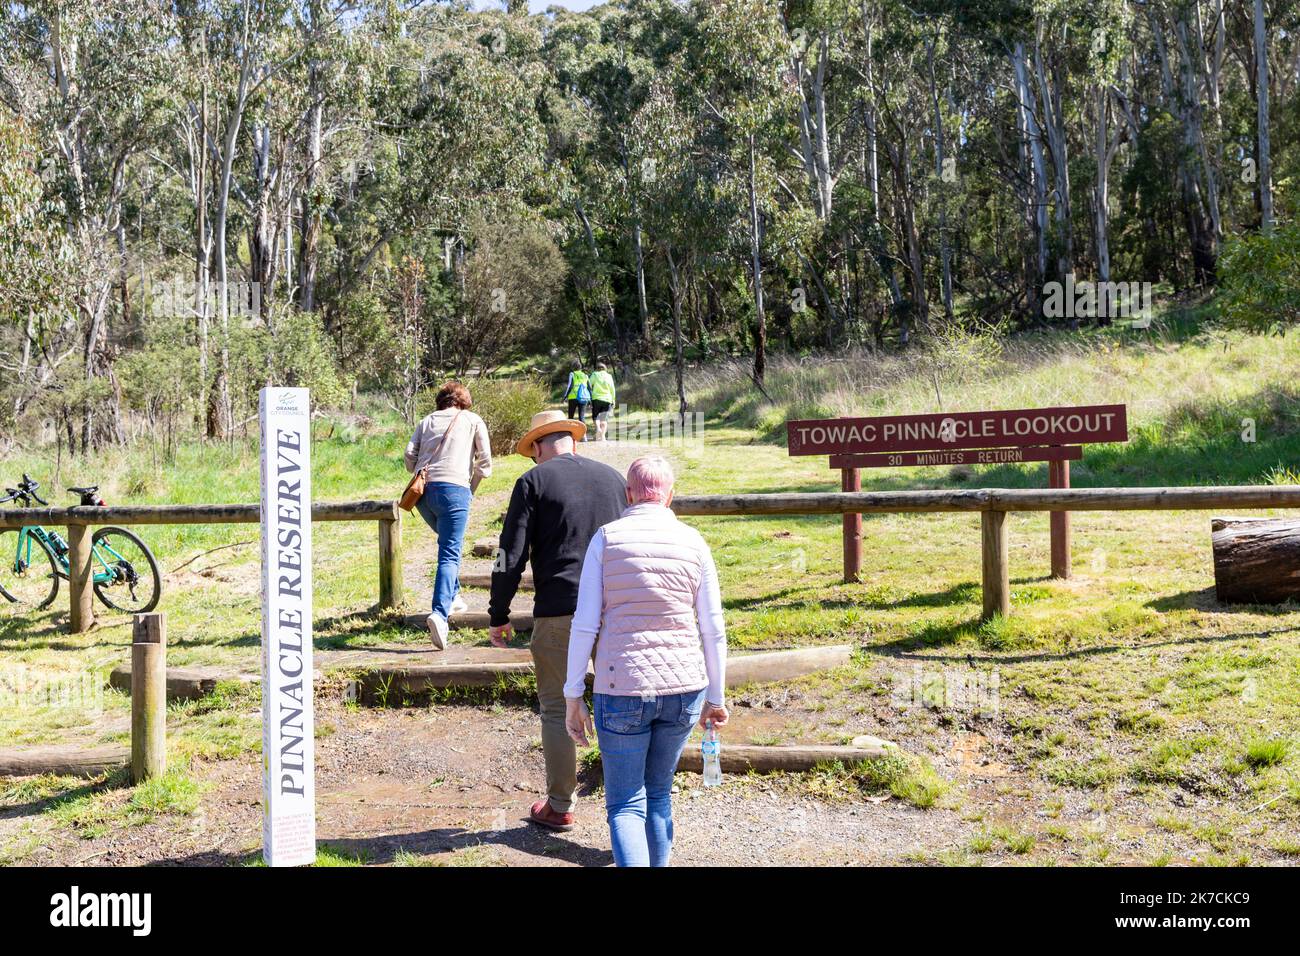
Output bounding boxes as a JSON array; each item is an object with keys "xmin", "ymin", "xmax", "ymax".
[
  {"xmin": 1218, "ymin": 223, "xmax": 1300, "ymax": 332},
  {"xmin": 421, "ymin": 378, "xmax": 550, "ymax": 456}
]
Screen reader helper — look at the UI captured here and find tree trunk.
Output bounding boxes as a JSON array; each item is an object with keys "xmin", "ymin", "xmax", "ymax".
[
  {"xmin": 210, "ymin": 22, "xmax": 253, "ymax": 440},
  {"xmin": 574, "ymin": 199, "xmax": 623, "ymax": 357},
  {"xmin": 195, "ymin": 80, "xmax": 211, "ymax": 426},
  {"xmin": 747, "ymin": 133, "xmax": 767, "ymax": 385},
  {"xmin": 666, "ymin": 249, "xmax": 688, "ymax": 425},
  {"xmin": 1254, "ymin": 0, "xmax": 1274, "ymax": 232},
  {"xmin": 1012, "ymin": 42, "xmax": 1047, "ymax": 317},
  {"xmin": 927, "ymin": 38, "xmax": 953, "ymax": 320},
  {"xmin": 298, "ymin": 60, "xmax": 323, "ymax": 310},
  {"xmin": 631, "ymin": 214, "xmax": 649, "ymax": 349},
  {"xmin": 1033, "ymin": 35, "xmax": 1072, "ymax": 286}
]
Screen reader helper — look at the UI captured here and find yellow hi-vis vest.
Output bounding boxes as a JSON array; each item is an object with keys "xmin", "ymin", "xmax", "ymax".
[
  {"xmin": 589, "ymin": 370, "xmax": 615, "ymax": 403},
  {"xmin": 566, "ymin": 370, "xmax": 589, "ymax": 400}
]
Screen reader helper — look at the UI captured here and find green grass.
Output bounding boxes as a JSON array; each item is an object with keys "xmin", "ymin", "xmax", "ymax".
[
  {"xmin": 35, "ymin": 768, "xmax": 202, "ymax": 840},
  {"xmin": 798, "ymin": 752, "xmax": 951, "ymax": 809},
  {"xmin": 3, "ymin": 317, "xmax": 1300, "ymax": 863},
  {"xmin": 1244, "ymin": 737, "xmax": 1292, "ymax": 770},
  {"xmin": 969, "ymin": 826, "xmax": 1037, "ymax": 855},
  {"xmin": 393, "ymin": 845, "xmax": 501, "ymax": 867}
]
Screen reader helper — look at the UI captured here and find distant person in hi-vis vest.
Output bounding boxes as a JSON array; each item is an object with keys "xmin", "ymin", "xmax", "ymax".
[
  {"xmin": 563, "ymin": 361, "xmax": 591, "ymax": 434},
  {"xmin": 589, "ymin": 363, "xmax": 616, "ymax": 441}
]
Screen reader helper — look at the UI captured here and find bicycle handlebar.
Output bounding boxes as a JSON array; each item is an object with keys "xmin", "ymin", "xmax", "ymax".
[{"xmin": 7, "ymin": 474, "xmax": 49, "ymax": 506}]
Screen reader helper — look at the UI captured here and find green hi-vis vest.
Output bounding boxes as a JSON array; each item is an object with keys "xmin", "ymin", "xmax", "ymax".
[
  {"xmin": 566, "ymin": 370, "xmax": 589, "ymax": 400},
  {"xmin": 589, "ymin": 370, "xmax": 615, "ymax": 403}
]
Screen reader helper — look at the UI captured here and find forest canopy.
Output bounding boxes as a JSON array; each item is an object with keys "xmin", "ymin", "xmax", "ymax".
[{"xmin": 0, "ymin": 0, "xmax": 1294, "ymax": 452}]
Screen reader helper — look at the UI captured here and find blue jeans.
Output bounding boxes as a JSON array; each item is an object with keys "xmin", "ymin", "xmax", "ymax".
[
  {"xmin": 414, "ymin": 481, "xmax": 471, "ymax": 620},
  {"xmin": 594, "ymin": 689, "xmax": 706, "ymax": 867}
]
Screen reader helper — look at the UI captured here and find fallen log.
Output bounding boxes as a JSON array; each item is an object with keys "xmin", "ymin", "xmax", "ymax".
[
  {"xmin": 1212, "ymin": 516, "xmax": 1300, "ymax": 604},
  {"xmin": 108, "ymin": 665, "xmax": 223, "ymax": 702},
  {"xmin": 676, "ymin": 743, "xmax": 895, "ymax": 775},
  {"xmin": 0, "ymin": 745, "xmax": 128, "ymax": 778}
]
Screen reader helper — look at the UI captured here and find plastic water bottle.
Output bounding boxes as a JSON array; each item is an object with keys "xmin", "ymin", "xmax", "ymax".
[{"xmin": 702, "ymin": 720, "xmax": 722, "ymax": 787}]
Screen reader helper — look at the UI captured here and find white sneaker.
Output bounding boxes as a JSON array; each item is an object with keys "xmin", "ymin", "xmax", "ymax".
[
  {"xmin": 426, "ymin": 613, "xmax": 449, "ymax": 651},
  {"xmin": 450, "ymin": 594, "xmax": 468, "ymax": 614}
]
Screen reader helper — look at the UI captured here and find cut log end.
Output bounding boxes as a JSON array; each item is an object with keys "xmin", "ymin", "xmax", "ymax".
[{"xmin": 1211, "ymin": 516, "xmax": 1300, "ymax": 605}]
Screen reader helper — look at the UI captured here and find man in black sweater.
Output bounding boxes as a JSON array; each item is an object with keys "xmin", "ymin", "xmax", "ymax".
[{"xmin": 488, "ymin": 410, "xmax": 627, "ymax": 831}]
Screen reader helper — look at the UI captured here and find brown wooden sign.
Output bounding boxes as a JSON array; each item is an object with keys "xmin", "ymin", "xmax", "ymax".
[
  {"xmin": 790, "ymin": 403, "xmax": 1129, "ymax": 586},
  {"xmin": 787, "ymin": 404, "xmax": 1127, "ymax": 456},
  {"xmin": 830, "ymin": 445, "xmax": 1083, "ymax": 469}
]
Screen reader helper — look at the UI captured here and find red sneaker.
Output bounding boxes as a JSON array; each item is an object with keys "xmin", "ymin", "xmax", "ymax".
[{"xmin": 528, "ymin": 799, "xmax": 574, "ymax": 831}]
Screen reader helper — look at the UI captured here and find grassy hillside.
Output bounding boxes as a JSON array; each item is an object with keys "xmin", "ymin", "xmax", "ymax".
[{"xmin": 628, "ymin": 312, "xmax": 1300, "ymax": 488}]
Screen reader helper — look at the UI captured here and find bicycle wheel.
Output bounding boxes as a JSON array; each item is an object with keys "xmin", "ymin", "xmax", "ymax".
[
  {"xmin": 0, "ymin": 528, "xmax": 60, "ymax": 613},
  {"xmin": 91, "ymin": 526, "xmax": 162, "ymax": 614}
]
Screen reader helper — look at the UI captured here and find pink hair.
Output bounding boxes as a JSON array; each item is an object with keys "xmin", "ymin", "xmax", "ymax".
[{"xmin": 626, "ymin": 455, "xmax": 675, "ymax": 504}]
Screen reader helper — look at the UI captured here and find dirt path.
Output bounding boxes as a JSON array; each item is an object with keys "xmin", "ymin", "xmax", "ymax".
[{"xmin": 3, "ymin": 697, "xmax": 972, "ymax": 867}]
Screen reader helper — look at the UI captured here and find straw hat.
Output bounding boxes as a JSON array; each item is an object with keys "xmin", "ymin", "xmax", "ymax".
[{"xmin": 516, "ymin": 410, "xmax": 587, "ymax": 457}]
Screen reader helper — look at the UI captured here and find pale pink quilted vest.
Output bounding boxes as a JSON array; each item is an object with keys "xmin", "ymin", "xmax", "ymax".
[{"xmin": 594, "ymin": 503, "xmax": 708, "ymax": 697}]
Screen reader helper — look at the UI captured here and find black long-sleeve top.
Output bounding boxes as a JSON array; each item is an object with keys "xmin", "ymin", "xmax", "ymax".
[{"xmin": 488, "ymin": 453, "xmax": 628, "ymax": 626}]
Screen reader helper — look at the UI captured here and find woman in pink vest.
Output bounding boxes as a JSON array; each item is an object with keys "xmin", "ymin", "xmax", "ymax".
[{"xmin": 563, "ymin": 455, "xmax": 728, "ymax": 867}]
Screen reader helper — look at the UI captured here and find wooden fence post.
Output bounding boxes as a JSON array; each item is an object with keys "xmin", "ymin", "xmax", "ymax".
[
  {"xmin": 981, "ymin": 510, "xmax": 1011, "ymax": 622},
  {"xmin": 67, "ymin": 523, "xmax": 94, "ymax": 634},
  {"xmin": 378, "ymin": 512, "xmax": 403, "ymax": 610},
  {"xmin": 131, "ymin": 613, "xmax": 167, "ymax": 783},
  {"xmin": 1049, "ymin": 458, "xmax": 1071, "ymax": 579},
  {"xmin": 841, "ymin": 467, "xmax": 862, "ymax": 583}
]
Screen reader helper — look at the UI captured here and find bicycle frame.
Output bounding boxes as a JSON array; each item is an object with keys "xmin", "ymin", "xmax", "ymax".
[{"xmin": 7, "ymin": 524, "xmax": 125, "ymax": 585}]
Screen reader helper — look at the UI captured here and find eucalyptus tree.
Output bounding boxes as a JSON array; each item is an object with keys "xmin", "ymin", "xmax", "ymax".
[
  {"xmin": 631, "ymin": 71, "xmax": 726, "ymax": 419},
  {"xmin": 541, "ymin": 5, "xmax": 629, "ymax": 359},
  {"xmin": 693, "ymin": 0, "xmax": 793, "ymax": 384},
  {"xmin": 0, "ymin": 0, "xmax": 175, "ymax": 449},
  {"xmin": 0, "ymin": 113, "xmax": 69, "ymax": 434}
]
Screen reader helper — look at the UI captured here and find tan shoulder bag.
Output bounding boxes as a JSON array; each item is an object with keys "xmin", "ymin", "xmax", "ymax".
[{"xmin": 400, "ymin": 409, "xmax": 464, "ymax": 512}]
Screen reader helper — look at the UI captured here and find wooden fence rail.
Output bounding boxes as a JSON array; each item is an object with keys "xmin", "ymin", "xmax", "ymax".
[
  {"xmin": 0, "ymin": 500, "xmax": 401, "ymax": 633},
  {"xmin": 671, "ymin": 485, "xmax": 1300, "ymax": 516},
  {"xmin": 6, "ymin": 485, "xmax": 1297, "ymax": 632},
  {"xmin": 674, "ymin": 485, "xmax": 1300, "ymax": 621}
]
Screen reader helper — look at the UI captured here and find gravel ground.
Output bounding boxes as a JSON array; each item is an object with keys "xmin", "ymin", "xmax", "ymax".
[{"xmin": 1, "ymin": 697, "xmax": 974, "ymax": 867}]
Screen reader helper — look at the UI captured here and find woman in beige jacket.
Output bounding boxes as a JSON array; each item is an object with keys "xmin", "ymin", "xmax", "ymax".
[{"xmin": 404, "ymin": 382, "xmax": 492, "ymax": 648}]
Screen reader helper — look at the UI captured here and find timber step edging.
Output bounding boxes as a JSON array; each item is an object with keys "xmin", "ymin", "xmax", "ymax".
[
  {"xmin": 0, "ymin": 739, "xmax": 897, "ymax": 780},
  {"xmin": 402, "ymin": 611, "xmax": 535, "ymax": 632},
  {"xmin": 105, "ymin": 645, "xmax": 856, "ymax": 702},
  {"xmin": 676, "ymin": 742, "xmax": 896, "ymax": 774},
  {"xmin": 347, "ymin": 644, "xmax": 855, "ymax": 700},
  {"xmin": 458, "ymin": 569, "xmax": 532, "ymax": 589}
]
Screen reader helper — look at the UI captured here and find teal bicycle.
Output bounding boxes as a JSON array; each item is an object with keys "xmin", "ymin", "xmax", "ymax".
[{"xmin": 0, "ymin": 474, "xmax": 161, "ymax": 616}]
